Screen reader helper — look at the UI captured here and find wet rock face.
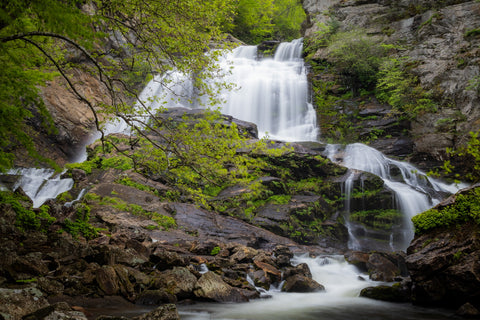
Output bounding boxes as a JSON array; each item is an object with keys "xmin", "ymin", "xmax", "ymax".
[
  {"xmin": 345, "ymin": 251, "xmax": 408, "ymax": 282},
  {"xmin": 406, "ymin": 222, "xmax": 480, "ymax": 309}
]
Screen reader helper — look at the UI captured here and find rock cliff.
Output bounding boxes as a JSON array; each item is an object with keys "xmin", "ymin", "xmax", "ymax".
[{"xmin": 302, "ymin": 0, "xmax": 480, "ymax": 170}]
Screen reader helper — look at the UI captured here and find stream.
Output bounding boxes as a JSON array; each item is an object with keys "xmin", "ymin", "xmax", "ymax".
[{"xmin": 179, "ymin": 255, "xmax": 453, "ymax": 320}]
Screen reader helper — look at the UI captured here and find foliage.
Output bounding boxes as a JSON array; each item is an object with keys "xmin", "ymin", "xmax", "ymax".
[
  {"xmin": 271, "ymin": 0, "xmax": 306, "ymax": 41},
  {"xmin": 230, "ymin": 0, "xmax": 305, "ymax": 44},
  {"xmin": 350, "ymin": 209, "xmax": 402, "ymax": 230},
  {"xmin": 326, "ymin": 29, "xmax": 387, "ymax": 93},
  {"xmin": 376, "ymin": 58, "xmax": 437, "ymax": 118},
  {"xmin": 0, "ymin": 0, "xmax": 236, "ymax": 171},
  {"xmin": 0, "ymin": 191, "xmax": 55, "ymax": 231},
  {"xmin": 412, "ymin": 187, "xmax": 480, "ymax": 235},
  {"xmin": 116, "ymin": 176, "xmax": 159, "ymax": 195},
  {"xmin": 64, "ymin": 203, "xmax": 100, "ymax": 240},
  {"xmin": 128, "ymin": 109, "xmax": 289, "ymax": 208},
  {"xmin": 232, "ymin": 0, "xmax": 275, "ymax": 44},
  {"xmin": 304, "ymin": 19, "xmax": 340, "ymax": 59},
  {"xmin": 439, "ymin": 130, "xmax": 480, "ymax": 183},
  {"xmin": 210, "ymin": 246, "xmax": 221, "ymax": 256}
]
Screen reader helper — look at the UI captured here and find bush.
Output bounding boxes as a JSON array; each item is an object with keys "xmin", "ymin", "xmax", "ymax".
[
  {"xmin": 376, "ymin": 58, "xmax": 437, "ymax": 118},
  {"xmin": 327, "ymin": 29, "xmax": 387, "ymax": 93}
]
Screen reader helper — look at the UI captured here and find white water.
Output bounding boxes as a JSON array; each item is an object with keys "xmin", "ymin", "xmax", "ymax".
[
  {"xmin": 5, "ymin": 168, "xmax": 74, "ymax": 208},
  {"xmin": 325, "ymin": 143, "xmax": 462, "ymax": 251},
  {"xmin": 216, "ymin": 39, "xmax": 318, "ymax": 141},
  {"xmin": 179, "ymin": 255, "xmax": 453, "ymax": 320}
]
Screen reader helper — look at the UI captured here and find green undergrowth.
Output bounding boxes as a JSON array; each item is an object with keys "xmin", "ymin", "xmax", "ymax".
[
  {"xmin": 0, "ymin": 191, "xmax": 56, "ymax": 232},
  {"xmin": 115, "ymin": 176, "xmax": 160, "ymax": 196},
  {"xmin": 0, "ymin": 190, "xmax": 102, "ymax": 240},
  {"xmin": 412, "ymin": 187, "xmax": 480, "ymax": 235},
  {"xmin": 83, "ymin": 192, "xmax": 176, "ymax": 230},
  {"xmin": 64, "ymin": 203, "xmax": 102, "ymax": 240}
]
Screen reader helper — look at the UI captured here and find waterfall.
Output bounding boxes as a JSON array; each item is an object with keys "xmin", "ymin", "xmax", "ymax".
[
  {"xmin": 326, "ymin": 143, "xmax": 461, "ymax": 251},
  {"xmin": 133, "ymin": 38, "xmax": 461, "ymax": 251},
  {"xmin": 216, "ymin": 38, "xmax": 318, "ymax": 141},
  {"xmin": 5, "ymin": 168, "xmax": 74, "ymax": 208}
]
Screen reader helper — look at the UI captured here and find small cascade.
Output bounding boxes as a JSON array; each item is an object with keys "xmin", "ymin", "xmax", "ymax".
[
  {"xmin": 327, "ymin": 143, "xmax": 461, "ymax": 251},
  {"xmin": 5, "ymin": 168, "xmax": 74, "ymax": 208}
]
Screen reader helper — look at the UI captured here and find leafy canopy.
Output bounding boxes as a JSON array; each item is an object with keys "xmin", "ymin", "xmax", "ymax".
[
  {"xmin": 0, "ymin": 0, "xmax": 235, "ymax": 171},
  {"xmin": 231, "ymin": 0, "xmax": 306, "ymax": 44}
]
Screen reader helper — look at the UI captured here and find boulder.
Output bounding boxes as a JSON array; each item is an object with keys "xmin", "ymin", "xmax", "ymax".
[
  {"xmin": 406, "ymin": 221, "xmax": 480, "ymax": 308},
  {"xmin": 155, "ymin": 267, "xmax": 198, "ymax": 299},
  {"xmin": 282, "ymin": 274, "xmax": 324, "ymax": 293},
  {"xmin": 456, "ymin": 303, "xmax": 480, "ymax": 319},
  {"xmin": 360, "ymin": 283, "xmax": 411, "ymax": 302},
  {"xmin": 96, "ymin": 265, "xmax": 120, "ymax": 296},
  {"xmin": 193, "ymin": 271, "xmax": 248, "ymax": 302},
  {"xmin": 132, "ymin": 304, "xmax": 180, "ymax": 320},
  {"xmin": 0, "ymin": 287, "xmax": 49, "ymax": 320},
  {"xmin": 345, "ymin": 251, "xmax": 408, "ymax": 282}
]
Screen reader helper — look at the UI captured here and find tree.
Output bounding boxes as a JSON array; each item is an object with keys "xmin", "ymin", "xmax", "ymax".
[
  {"xmin": 271, "ymin": 0, "xmax": 306, "ymax": 41},
  {"xmin": 0, "ymin": 0, "xmax": 235, "ymax": 171},
  {"xmin": 231, "ymin": 0, "xmax": 275, "ymax": 44}
]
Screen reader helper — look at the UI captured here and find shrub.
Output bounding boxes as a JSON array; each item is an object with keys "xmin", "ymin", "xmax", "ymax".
[
  {"xmin": 327, "ymin": 29, "xmax": 387, "ymax": 93},
  {"xmin": 376, "ymin": 58, "xmax": 436, "ymax": 118}
]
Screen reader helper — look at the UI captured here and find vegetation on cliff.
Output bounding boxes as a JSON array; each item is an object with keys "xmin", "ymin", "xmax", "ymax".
[{"xmin": 304, "ymin": 23, "xmax": 435, "ymax": 145}]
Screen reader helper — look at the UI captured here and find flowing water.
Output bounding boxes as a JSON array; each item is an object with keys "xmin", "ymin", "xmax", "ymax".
[
  {"xmin": 179, "ymin": 255, "xmax": 454, "ymax": 320},
  {"xmin": 3, "ymin": 168, "xmax": 74, "ymax": 208}
]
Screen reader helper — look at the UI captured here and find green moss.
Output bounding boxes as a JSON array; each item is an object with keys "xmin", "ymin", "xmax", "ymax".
[
  {"xmin": 267, "ymin": 194, "xmax": 291, "ymax": 205},
  {"xmin": 350, "ymin": 209, "xmax": 402, "ymax": 230},
  {"xmin": 84, "ymin": 193, "xmax": 177, "ymax": 230},
  {"xmin": 465, "ymin": 28, "xmax": 480, "ymax": 38},
  {"xmin": 101, "ymin": 156, "xmax": 134, "ymax": 171},
  {"xmin": 0, "ymin": 191, "xmax": 56, "ymax": 232},
  {"xmin": 412, "ymin": 187, "xmax": 480, "ymax": 235},
  {"xmin": 210, "ymin": 246, "xmax": 221, "ymax": 256},
  {"xmin": 64, "ymin": 203, "xmax": 100, "ymax": 240},
  {"xmin": 65, "ymin": 159, "xmax": 99, "ymax": 174}
]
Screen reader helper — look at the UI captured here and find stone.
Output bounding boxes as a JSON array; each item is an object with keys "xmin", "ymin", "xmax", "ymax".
[
  {"xmin": 0, "ymin": 287, "xmax": 49, "ymax": 320},
  {"xmin": 155, "ymin": 267, "xmax": 198, "ymax": 299},
  {"xmin": 406, "ymin": 188, "xmax": 480, "ymax": 308},
  {"xmin": 282, "ymin": 274, "xmax": 324, "ymax": 293},
  {"xmin": 135, "ymin": 290, "xmax": 177, "ymax": 305},
  {"xmin": 360, "ymin": 284, "xmax": 411, "ymax": 302},
  {"xmin": 22, "ymin": 302, "xmax": 88, "ymax": 320},
  {"xmin": 132, "ymin": 304, "xmax": 180, "ymax": 320},
  {"xmin": 456, "ymin": 303, "xmax": 480, "ymax": 318},
  {"xmin": 345, "ymin": 251, "xmax": 408, "ymax": 282},
  {"xmin": 96, "ymin": 265, "xmax": 120, "ymax": 296},
  {"xmin": 193, "ymin": 271, "xmax": 248, "ymax": 302}
]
